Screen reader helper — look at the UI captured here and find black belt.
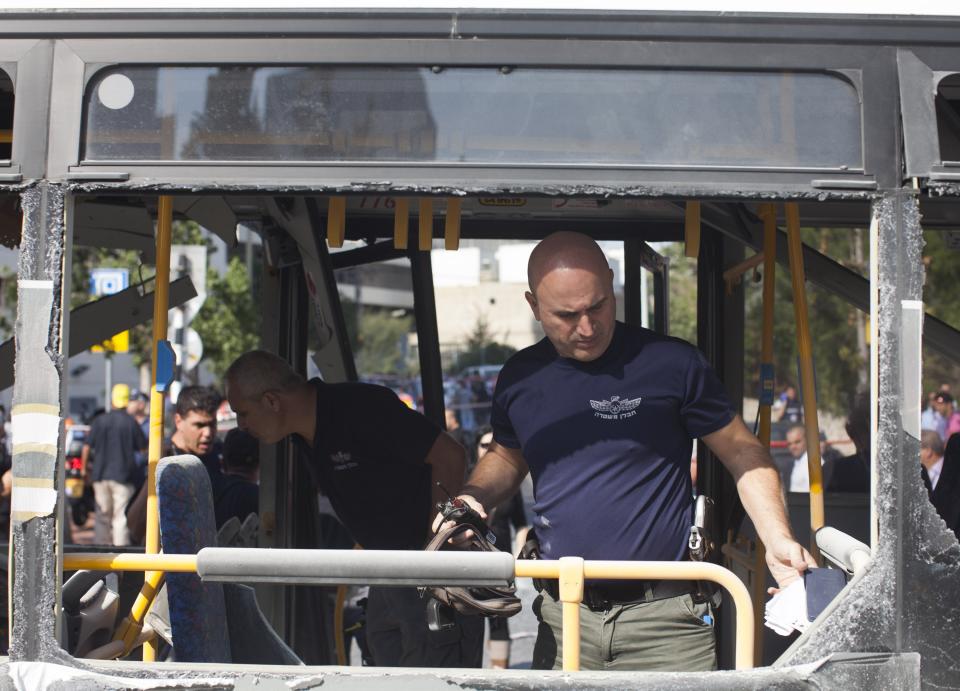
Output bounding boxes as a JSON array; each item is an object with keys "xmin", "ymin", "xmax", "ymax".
[{"xmin": 581, "ymin": 580, "xmax": 696, "ymax": 612}]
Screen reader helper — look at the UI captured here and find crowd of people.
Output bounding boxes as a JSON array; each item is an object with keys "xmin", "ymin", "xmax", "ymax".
[
  {"xmin": 771, "ymin": 382, "xmax": 960, "ymax": 539},
  {"xmin": 79, "ymin": 383, "xmax": 260, "ymax": 548}
]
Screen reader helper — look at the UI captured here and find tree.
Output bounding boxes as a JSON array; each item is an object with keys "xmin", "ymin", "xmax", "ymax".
[
  {"xmin": 452, "ymin": 315, "xmax": 516, "ymax": 373},
  {"xmin": 192, "ymin": 256, "xmax": 260, "ymax": 380},
  {"xmin": 922, "ymin": 230, "xmax": 960, "ymax": 394}
]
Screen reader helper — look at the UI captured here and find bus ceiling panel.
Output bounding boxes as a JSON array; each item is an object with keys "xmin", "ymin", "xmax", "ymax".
[
  {"xmin": 171, "ymin": 195, "xmax": 238, "ymax": 248},
  {"xmin": 71, "ymin": 195, "xmax": 238, "ymax": 257},
  {"xmin": 72, "ymin": 198, "xmax": 155, "ymax": 259}
]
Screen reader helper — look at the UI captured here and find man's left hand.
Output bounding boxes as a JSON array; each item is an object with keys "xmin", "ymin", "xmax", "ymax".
[{"xmin": 764, "ymin": 536, "xmax": 817, "ymax": 594}]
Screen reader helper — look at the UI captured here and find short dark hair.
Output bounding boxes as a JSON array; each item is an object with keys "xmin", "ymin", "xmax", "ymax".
[
  {"xmin": 175, "ymin": 386, "xmax": 222, "ymax": 418},
  {"xmin": 222, "ymin": 428, "xmax": 259, "ymax": 471},
  {"xmin": 935, "ymin": 392, "xmax": 954, "ymax": 405}
]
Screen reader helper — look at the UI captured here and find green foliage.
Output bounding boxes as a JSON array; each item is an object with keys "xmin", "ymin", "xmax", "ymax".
[
  {"xmin": 0, "ymin": 265, "xmax": 17, "ymax": 341},
  {"xmin": 922, "ymin": 230, "xmax": 960, "ymax": 393},
  {"xmin": 193, "ymin": 256, "xmax": 260, "ymax": 380},
  {"xmin": 451, "ymin": 315, "xmax": 517, "ymax": 373},
  {"xmin": 660, "ymin": 245, "xmax": 698, "ymax": 345},
  {"xmin": 339, "ymin": 299, "xmax": 414, "ymax": 376}
]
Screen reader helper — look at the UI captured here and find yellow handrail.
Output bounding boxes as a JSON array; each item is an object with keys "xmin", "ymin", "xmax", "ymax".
[
  {"xmin": 753, "ymin": 201, "xmax": 778, "ymax": 665},
  {"xmin": 784, "ymin": 202, "xmax": 824, "ymax": 559},
  {"xmin": 65, "ymin": 552, "xmax": 754, "ymax": 671},
  {"xmin": 65, "ymin": 553, "xmax": 198, "ymax": 573}
]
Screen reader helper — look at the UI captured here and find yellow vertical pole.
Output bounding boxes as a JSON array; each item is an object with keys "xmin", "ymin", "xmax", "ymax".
[
  {"xmin": 685, "ymin": 201, "xmax": 701, "ymax": 258},
  {"xmin": 418, "ymin": 198, "xmax": 433, "ymax": 251},
  {"xmin": 784, "ymin": 202, "xmax": 824, "ymax": 559},
  {"xmin": 393, "ymin": 198, "xmax": 409, "ymax": 250},
  {"xmin": 558, "ymin": 556, "xmax": 584, "ymax": 672},
  {"xmin": 327, "ymin": 197, "xmax": 346, "ymax": 248},
  {"xmin": 444, "ymin": 198, "xmax": 461, "ymax": 251},
  {"xmin": 753, "ymin": 203, "xmax": 779, "ymax": 665},
  {"xmin": 143, "ymin": 195, "xmax": 173, "ymax": 660}
]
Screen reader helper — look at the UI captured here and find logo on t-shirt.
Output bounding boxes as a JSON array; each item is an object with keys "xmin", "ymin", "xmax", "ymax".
[
  {"xmin": 330, "ymin": 451, "xmax": 359, "ymax": 471},
  {"xmin": 589, "ymin": 395, "xmax": 642, "ymax": 420}
]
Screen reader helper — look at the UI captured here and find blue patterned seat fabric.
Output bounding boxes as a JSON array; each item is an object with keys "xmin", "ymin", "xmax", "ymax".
[{"xmin": 156, "ymin": 454, "xmax": 231, "ymax": 663}]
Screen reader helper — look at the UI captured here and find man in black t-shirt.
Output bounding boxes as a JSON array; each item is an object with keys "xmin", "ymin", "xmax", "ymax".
[
  {"xmin": 224, "ymin": 351, "xmax": 481, "ymax": 669},
  {"xmin": 127, "ymin": 386, "xmax": 226, "ymax": 544},
  {"xmin": 82, "ymin": 384, "xmax": 146, "ymax": 546},
  {"xmin": 436, "ymin": 231, "xmax": 815, "ymax": 672}
]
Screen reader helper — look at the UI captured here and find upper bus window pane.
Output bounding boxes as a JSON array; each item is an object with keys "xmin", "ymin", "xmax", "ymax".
[
  {"xmin": 81, "ymin": 66, "xmax": 861, "ymax": 169},
  {"xmin": 0, "ymin": 69, "xmax": 13, "ymax": 161}
]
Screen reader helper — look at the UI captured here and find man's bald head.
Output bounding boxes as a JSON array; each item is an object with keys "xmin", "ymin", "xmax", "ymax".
[
  {"xmin": 524, "ymin": 232, "xmax": 617, "ymax": 362},
  {"xmin": 527, "ymin": 231, "xmax": 611, "ymax": 297},
  {"xmin": 224, "ymin": 350, "xmax": 305, "ymax": 402}
]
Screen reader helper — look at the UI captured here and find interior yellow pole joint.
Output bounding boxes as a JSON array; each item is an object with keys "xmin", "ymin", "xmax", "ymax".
[
  {"xmin": 444, "ymin": 198, "xmax": 461, "ymax": 251},
  {"xmin": 418, "ymin": 198, "xmax": 433, "ymax": 251},
  {"xmin": 684, "ymin": 201, "xmax": 701, "ymax": 258},
  {"xmin": 558, "ymin": 556, "xmax": 584, "ymax": 672},
  {"xmin": 393, "ymin": 198, "xmax": 409, "ymax": 249}
]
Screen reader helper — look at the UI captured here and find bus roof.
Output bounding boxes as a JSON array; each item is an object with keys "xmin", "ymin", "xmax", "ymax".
[{"xmin": 2, "ymin": 0, "xmax": 960, "ymax": 17}]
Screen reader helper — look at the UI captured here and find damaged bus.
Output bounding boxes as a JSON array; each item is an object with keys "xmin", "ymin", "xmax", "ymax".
[{"xmin": 0, "ymin": 2, "xmax": 959, "ymax": 689}]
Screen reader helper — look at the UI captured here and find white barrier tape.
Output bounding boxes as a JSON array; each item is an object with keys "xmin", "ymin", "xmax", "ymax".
[
  {"xmin": 12, "ymin": 412, "xmax": 60, "ymax": 447},
  {"xmin": 11, "ymin": 486, "xmax": 57, "ymax": 516}
]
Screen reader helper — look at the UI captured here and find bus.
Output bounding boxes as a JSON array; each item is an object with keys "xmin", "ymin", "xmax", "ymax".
[{"xmin": 1, "ymin": 3, "xmax": 959, "ymax": 688}]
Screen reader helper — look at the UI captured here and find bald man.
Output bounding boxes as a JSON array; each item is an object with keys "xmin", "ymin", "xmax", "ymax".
[
  {"xmin": 223, "ymin": 351, "xmax": 482, "ymax": 668},
  {"xmin": 437, "ymin": 231, "xmax": 813, "ymax": 672}
]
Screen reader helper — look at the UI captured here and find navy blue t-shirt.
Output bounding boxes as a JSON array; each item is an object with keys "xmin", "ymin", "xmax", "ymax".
[
  {"xmin": 293, "ymin": 380, "xmax": 441, "ymax": 550},
  {"xmin": 491, "ymin": 322, "xmax": 734, "ymax": 563}
]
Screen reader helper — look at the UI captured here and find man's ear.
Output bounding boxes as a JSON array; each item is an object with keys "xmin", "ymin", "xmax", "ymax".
[
  {"xmin": 174, "ymin": 412, "xmax": 183, "ymax": 428},
  {"xmin": 262, "ymin": 391, "xmax": 282, "ymax": 412},
  {"xmin": 524, "ymin": 291, "xmax": 541, "ymax": 322}
]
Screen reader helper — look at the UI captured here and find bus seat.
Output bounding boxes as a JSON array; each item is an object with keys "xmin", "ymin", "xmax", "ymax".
[
  {"xmin": 156, "ymin": 455, "xmax": 231, "ymax": 663},
  {"xmin": 223, "ymin": 583, "xmax": 302, "ymax": 665},
  {"xmin": 157, "ymin": 455, "xmax": 301, "ymax": 665}
]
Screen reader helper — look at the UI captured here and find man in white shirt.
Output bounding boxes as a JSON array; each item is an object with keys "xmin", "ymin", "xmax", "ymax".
[
  {"xmin": 920, "ymin": 429, "xmax": 945, "ymax": 491},
  {"xmin": 783, "ymin": 425, "xmax": 824, "ymax": 493}
]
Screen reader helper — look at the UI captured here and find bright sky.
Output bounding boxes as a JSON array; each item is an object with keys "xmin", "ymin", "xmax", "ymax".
[{"xmin": 1, "ymin": 1, "xmax": 960, "ymax": 15}]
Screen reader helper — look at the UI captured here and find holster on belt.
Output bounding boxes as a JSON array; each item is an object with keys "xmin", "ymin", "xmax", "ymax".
[{"xmin": 518, "ymin": 528, "xmax": 559, "ymax": 600}]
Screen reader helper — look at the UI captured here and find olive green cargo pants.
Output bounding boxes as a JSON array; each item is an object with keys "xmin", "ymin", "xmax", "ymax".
[{"xmin": 532, "ymin": 589, "xmax": 717, "ymax": 671}]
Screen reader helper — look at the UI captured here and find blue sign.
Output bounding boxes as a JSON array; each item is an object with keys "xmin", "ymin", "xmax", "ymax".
[{"xmin": 89, "ymin": 268, "xmax": 129, "ymax": 297}]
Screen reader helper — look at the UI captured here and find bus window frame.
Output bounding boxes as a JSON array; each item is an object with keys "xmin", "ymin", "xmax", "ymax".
[{"xmin": 34, "ymin": 36, "xmax": 889, "ymax": 193}]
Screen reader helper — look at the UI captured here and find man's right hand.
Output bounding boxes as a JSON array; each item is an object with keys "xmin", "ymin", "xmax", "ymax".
[{"xmin": 431, "ymin": 494, "xmax": 487, "ymax": 544}]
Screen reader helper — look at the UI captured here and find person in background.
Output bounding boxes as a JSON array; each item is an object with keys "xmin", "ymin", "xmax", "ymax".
[
  {"xmin": 933, "ymin": 392, "xmax": 960, "ymax": 442},
  {"xmin": 216, "ymin": 428, "xmax": 260, "ymax": 527},
  {"xmin": 920, "ymin": 429, "xmax": 960, "ymax": 539},
  {"xmin": 82, "ymin": 384, "xmax": 146, "ymax": 546},
  {"xmin": 822, "ymin": 396, "xmax": 870, "ymax": 493},
  {"xmin": 127, "ymin": 386, "xmax": 223, "ymax": 543},
  {"xmin": 126, "ymin": 389, "xmax": 150, "ymax": 490},
  {"xmin": 224, "ymin": 350, "xmax": 481, "ymax": 668},
  {"xmin": 775, "ymin": 385, "xmax": 803, "ymax": 424},
  {"xmin": 474, "ymin": 425, "xmax": 528, "ymax": 669},
  {"xmin": 921, "ymin": 391, "xmax": 943, "ymax": 435}
]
